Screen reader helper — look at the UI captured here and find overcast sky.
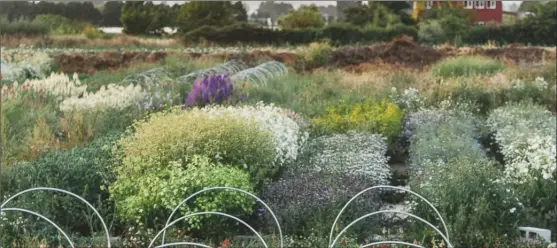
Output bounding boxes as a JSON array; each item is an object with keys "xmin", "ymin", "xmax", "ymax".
[{"xmin": 159, "ymin": 1, "xmax": 523, "ymax": 14}]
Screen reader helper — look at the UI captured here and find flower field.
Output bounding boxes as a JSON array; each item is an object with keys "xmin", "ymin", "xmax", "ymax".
[{"xmin": 0, "ymin": 42, "xmax": 556, "ymax": 248}]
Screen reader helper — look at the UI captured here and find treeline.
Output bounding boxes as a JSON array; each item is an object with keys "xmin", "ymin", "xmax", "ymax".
[
  {"xmin": 184, "ymin": 1, "xmax": 556, "ymax": 46},
  {"xmin": 0, "ymin": 2, "xmax": 103, "ymax": 25}
]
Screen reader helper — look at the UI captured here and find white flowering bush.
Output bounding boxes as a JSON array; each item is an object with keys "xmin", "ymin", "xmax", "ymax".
[
  {"xmin": 406, "ymin": 107, "xmax": 486, "ymax": 174},
  {"xmin": 60, "ymin": 83, "xmax": 146, "ymax": 112},
  {"xmin": 389, "ymin": 87, "xmax": 426, "ymax": 111},
  {"xmin": 2, "ymin": 72, "xmax": 86, "ymax": 101},
  {"xmin": 301, "ymin": 131, "xmax": 391, "ymax": 184},
  {"xmin": 487, "ymin": 102, "xmax": 556, "ymax": 237},
  {"xmin": 487, "ymin": 102, "xmax": 556, "ymax": 182},
  {"xmin": 200, "ymin": 103, "xmax": 309, "ymax": 166},
  {"xmin": 410, "ymin": 156, "xmax": 524, "ymax": 246}
]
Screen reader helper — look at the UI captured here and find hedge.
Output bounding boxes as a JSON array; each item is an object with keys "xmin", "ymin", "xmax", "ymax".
[
  {"xmin": 184, "ymin": 22, "xmax": 556, "ymax": 46},
  {"xmin": 183, "ymin": 23, "xmax": 419, "ymax": 46}
]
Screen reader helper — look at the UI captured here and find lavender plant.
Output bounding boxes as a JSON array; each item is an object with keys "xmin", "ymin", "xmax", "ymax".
[{"xmin": 184, "ymin": 74, "xmax": 234, "ymax": 107}]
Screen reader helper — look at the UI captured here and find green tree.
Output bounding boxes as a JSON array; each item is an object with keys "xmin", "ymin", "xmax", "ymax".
[
  {"xmin": 121, "ymin": 2, "xmax": 153, "ymax": 35},
  {"xmin": 420, "ymin": 3, "xmax": 475, "ymax": 42},
  {"xmin": 278, "ymin": 4, "xmax": 324, "ymax": 29},
  {"xmin": 101, "ymin": 1, "xmax": 122, "ymax": 26},
  {"xmin": 343, "ymin": 2, "xmax": 402, "ymax": 28},
  {"xmin": 520, "ymin": 1, "xmax": 556, "ymax": 45},
  {"xmin": 232, "ymin": 1, "xmax": 248, "ymax": 22},
  {"xmin": 177, "ymin": 1, "xmax": 234, "ymax": 34}
]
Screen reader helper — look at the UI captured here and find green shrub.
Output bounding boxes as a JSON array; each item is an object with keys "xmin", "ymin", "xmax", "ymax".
[
  {"xmin": 0, "ymin": 134, "xmax": 119, "ymax": 246},
  {"xmin": 113, "ymin": 107, "xmax": 276, "ymax": 187},
  {"xmin": 418, "ymin": 20, "xmax": 446, "ymax": 44},
  {"xmin": 298, "ymin": 41, "xmax": 333, "ymax": 69},
  {"xmin": 409, "ymin": 157, "xmax": 523, "ymax": 246},
  {"xmin": 33, "ymin": 14, "xmax": 84, "ymax": 35},
  {"xmin": 432, "ymin": 56, "xmax": 505, "ymax": 78},
  {"xmin": 82, "ymin": 25, "xmax": 105, "ymax": 39},
  {"xmin": 0, "ymin": 16, "xmax": 49, "ymax": 36},
  {"xmin": 310, "ymin": 99, "xmax": 404, "ymax": 143},
  {"xmin": 110, "ymin": 154, "xmax": 255, "ymax": 240}
]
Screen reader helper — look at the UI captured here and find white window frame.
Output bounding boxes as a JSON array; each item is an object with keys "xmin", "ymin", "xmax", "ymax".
[
  {"xmin": 487, "ymin": 0, "xmax": 496, "ymax": 9},
  {"xmin": 464, "ymin": 1, "xmax": 473, "ymax": 9},
  {"xmin": 426, "ymin": 1, "xmax": 433, "ymax": 9},
  {"xmin": 475, "ymin": 1, "xmax": 485, "ymax": 9}
]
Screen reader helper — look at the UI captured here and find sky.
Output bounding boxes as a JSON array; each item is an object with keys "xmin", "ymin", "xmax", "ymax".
[{"xmin": 158, "ymin": 1, "xmax": 523, "ymax": 14}]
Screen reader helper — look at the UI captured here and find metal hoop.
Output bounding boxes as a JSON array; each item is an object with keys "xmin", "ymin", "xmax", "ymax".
[
  {"xmin": 329, "ymin": 185, "xmax": 449, "ymax": 246},
  {"xmin": 161, "ymin": 186, "xmax": 283, "ymax": 248},
  {"xmin": 155, "ymin": 242, "xmax": 212, "ymax": 248},
  {"xmin": 149, "ymin": 211, "xmax": 267, "ymax": 248},
  {"xmin": 1, "ymin": 187, "xmax": 111, "ymax": 248},
  {"xmin": 1, "ymin": 207, "xmax": 75, "ymax": 248},
  {"xmin": 361, "ymin": 241, "xmax": 425, "ymax": 248},
  {"xmin": 330, "ymin": 210, "xmax": 452, "ymax": 248}
]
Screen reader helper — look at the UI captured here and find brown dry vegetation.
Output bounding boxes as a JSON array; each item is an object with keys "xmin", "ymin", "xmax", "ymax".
[{"xmin": 48, "ymin": 35, "xmax": 555, "ymax": 74}]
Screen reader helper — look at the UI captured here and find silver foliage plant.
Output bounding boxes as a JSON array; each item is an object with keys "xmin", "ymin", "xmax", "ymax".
[
  {"xmin": 405, "ymin": 105, "xmax": 486, "ymax": 175},
  {"xmin": 487, "ymin": 102, "xmax": 557, "ymax": 183},
  {"xmin": 301, "ymin": 131, "xmax": 391, "ymax": 185}
]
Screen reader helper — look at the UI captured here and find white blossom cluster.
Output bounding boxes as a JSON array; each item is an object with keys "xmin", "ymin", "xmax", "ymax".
[
  {"xmin": 303, "ymin": 131, "xmax": 391, "ymax": 185},
  {"xmin": 487, "ymin": 103, "xmax": 557, "ymax": 182},
  {"xmin": 389, "ymin": 87, "xmax": 426, "ymax": 111},
  {"xmin": 196, "ymin": 102, "xmax": 309, "ymax": 166},
  {"xmin": 60, "ymin": 83, "xmax": 146, "ymax": 112},
  {"xmin": 1, "ymin": 72, "xmax": 86, "ymax": 101},
  {"xmin": 25, "ymin": 72, "xmax": 87, "ymax": 100}
]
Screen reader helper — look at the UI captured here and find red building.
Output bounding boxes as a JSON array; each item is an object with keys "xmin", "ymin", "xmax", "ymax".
[{"xmin": 416, "ymin": 1, "xmax": 503, "ymax": 25}]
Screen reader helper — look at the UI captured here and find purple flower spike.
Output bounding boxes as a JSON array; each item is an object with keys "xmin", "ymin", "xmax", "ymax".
[{"xmin": 184, "ymin": 73, "xmax": 235, "ymax": 107}]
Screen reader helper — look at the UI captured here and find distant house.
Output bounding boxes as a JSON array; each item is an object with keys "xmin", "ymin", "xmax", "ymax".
[{"xmin": 413, "ymin": 1, "xmax": 503, "ymax": 25}]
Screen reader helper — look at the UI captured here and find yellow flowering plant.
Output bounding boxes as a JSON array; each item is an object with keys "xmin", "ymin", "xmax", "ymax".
[{"xmin": 310, "ymin": 99, "xmax": 404, "ymax": 143}]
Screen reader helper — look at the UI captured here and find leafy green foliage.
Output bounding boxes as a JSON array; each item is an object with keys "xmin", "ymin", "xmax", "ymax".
[
  {"xmin": 33, "ymin": 14, "xmax": 85, "ymax": 35},
  {"xmin": 0, "ymin": 134, "xmax": 119, "ymax": 246},
  {"xmin": 278, "ymin": 4, "xmax": 324, "ymax": 29},
  {"xmin": 110, "ymin": 155, "xmax": 254, "ymax": 239},
  {"xmin": 113, "ymin": 107, "xmax": 276, "ymax": 188},
  {"xmin": 177, "ymin": 2, "xmax": 235, "ymax": 34},
  {"xmin": 410, "ymin": 157, "xmax": 523, "ymax": 246},
  {"xmin": 418, "ymin": 20, "xmax": 446, "ymax": 44},
  {"xmin": 101, "ymin": 2, "xmax": 122, "ymax": 26},
  {"xmin": 0, "ymin": 1, "xmax": 101, "ymax": 24},
  {"xmin": 0, "ymin": 16, "xmax": 49, "ymax": 36},
  {"xmin": 183, "ymin": 23, "xmax": 418, "ymax": 46},
  {"xmin": 419, "ymin": 4, "xmax": 475, "ymax": 43},
  {"xmin": 232, "ymin": 1, "xmax": 248, "ymax": 22},
  {"xmin": 121, "ymin": 2, "xmax": 175, "ymax": 35},
  {"xmin": 343, "ymin": 2, "xmax": 403, "ymax": 28}
]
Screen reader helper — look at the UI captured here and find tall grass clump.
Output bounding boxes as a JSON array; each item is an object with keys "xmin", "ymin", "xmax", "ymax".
[{"xmin": 432, "ymin": 56, "xmax": 505, "ymax": 78}]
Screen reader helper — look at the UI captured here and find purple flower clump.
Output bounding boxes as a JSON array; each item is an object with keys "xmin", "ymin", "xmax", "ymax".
[{"xmin": 185, "ymin": 74, "xmax": 234, "ymax": 107}]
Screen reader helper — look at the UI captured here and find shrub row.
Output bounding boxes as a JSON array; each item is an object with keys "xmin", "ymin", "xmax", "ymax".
[
  {"xmin": 463, "ymin": 24, "xmax": 556, "ymax": 46},
  {"xmin": 184, "ymin": 23, "xmax": 419, "ymax": 46},
  {"xmin": 184, "ymin": 22, "xmax": 556, "ymax": 46}
]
